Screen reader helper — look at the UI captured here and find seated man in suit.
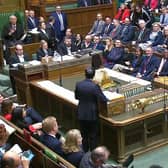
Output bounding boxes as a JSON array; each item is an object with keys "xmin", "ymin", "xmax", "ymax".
[
  {"xmin": 104, "ymin": 40, "xmax": 125, "ymax": 69},
  {"xmin": 155, "ymin": 49, "xmax": 168, "ymax": 77},
  {"xmin": 81, "ymin": 35, "xmax": 94, "ymax": 49},
  {"xmin": 160, "ymin": 6, "xmax": 168, "ymax": 27},
  {"xmin": 120, "ymin": 17, "xmax": 135, "ymax": 44},
  {"xmin": 9, "ymin": 44, "xmax": 30, "ymax": 66},
  {"xmin": 134, "ymin": 19, "xmax": 150, "ymax": 45},
  {"xmin": 136, "ymin": 47, "xmax": 160, "ymax": 81},
  {"xmin": 40, "ymin": 116, "xmax": 64, "ymax": 156},
  {"xmin": 58, "ymin": 37, "xmax": 78, "ymax": 56},
  {"xmin": 88, "ymin": 13, "xmax": 105, "ymax": 37},
  {"xmin": 101, "ymin": 16, "xmax": 114, "ymax": 39},
  {"xmin": 9, "ymin": 44, "xmax": 30, "ymax": 94},
  {"xmin": 92, "ymin": 35, "xmax": 105, "ymax": 51},
  {"xmin": 110, "ymin": 19, "xmax": 122, "ymax": 40},
  {"xmin": 36, "ymin": 40, "xmax": 54, "ymax": 61},
  {"xmin": 63, "ymin": 28, "xmax": 76, "ymax": 45}
]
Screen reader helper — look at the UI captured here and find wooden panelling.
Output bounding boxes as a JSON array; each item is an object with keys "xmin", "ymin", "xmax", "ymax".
[
  {"xmin": 9, "ymin": 42, "xmax": 40, "ymax": 60},
  {"xmin": 27, "ymin": 2, "xmax": 116, "ymax": 36}
]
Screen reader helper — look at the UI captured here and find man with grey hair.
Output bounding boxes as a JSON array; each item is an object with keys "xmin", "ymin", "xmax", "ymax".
[
  {"xmin": 79, "ymin": 146, "xmax": 110, "ymax": 168},
  {"xmin": 2, "ymin": 15, "xmax": 24, "ymax": 64},
  {"xmin": 134, "ymin": 19, "xmax": 150, "ymax": 44},
  {"xmin": 2, "ymin": 15, "xmax": 24, "ymax": 47}
]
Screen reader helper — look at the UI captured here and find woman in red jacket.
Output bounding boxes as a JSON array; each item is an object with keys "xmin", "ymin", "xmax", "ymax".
[{"xmin": 114, "ymin": 3, "xmax": 130, "ymax": 23}]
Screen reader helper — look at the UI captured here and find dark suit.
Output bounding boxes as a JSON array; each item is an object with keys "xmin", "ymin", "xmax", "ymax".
[
  {"xmin": 46, "ymin": 23, "xmax": 58, "ymax": 50},
  {"xmin": 101, "ymin": 23, "xmax": 114, "ymax": 37},
  {"xmin": 9, "ymin": 53, "xmax": 30, "ymax": 65},
  {"xmin": 120, "ymin": 23, "xmax": 135, "ymax": 43},
  {"xmin": 110, "ymin": 24, "xmax": 122, "ymax": 40},
  {"xmin": 75, "ymin": 79, "xmax": 107, "ymax": 152},
  {"xmin": 158, "ymin": 58, "xmax": 168, "ymax": 76},
  {"xmin": 92, "ymin": 42, "xmax": 105, "ymax": 51},
  {"xmin": 9, "ymin": 53, "xmax": 30, "ymax": 94},
  {"xmin": 81, "ymin": 42, "xmax": 94, "ymax": 50},
  {"xmin": 40, "ymin": 133, "xmax": 63, "ymax": 156},
  {"xmin": 135, "ymin": 28, "xmax": 150, "ymax": 43},
  {"xmin": 2, "ymin": 23, "xmax": 24, "ymax": 47},
  {"xmin": 88, "ymin": 20, "xmax": 105, "ymax": 36},
  {"xmin": 36, "ymin": 47, "xmax": 54, "ymax": 61},
  {"xmin": 57, "ymin": 42, "xmax": 77, "ymax": 56},
  {"xmin": 38, "ymin": 29, "xmax": 50, "ymax": 44},
  {"xmin": 149, "ymin": 31, "xmax": 164, "ymax": 47},
  {"xmin": 64, "ymin": 150, "xmax": 84, "ymax": 168},
  {"xmin": 77, "ymin": 0, "xmax": 92, "ymax": 7},
  {"xmin": 105, "ymin": 47, "xmax": 125, "ymax": 69},
  {"xmin": 27, "ymin": 16, "xmax": 39, "ymax": 30},
  {"xmin": 138, "ymin": 55, "xmax": 160, "ymax": 81},
  {"xmin": 51, "ymin": 12, "xmax": 68, "ymax": 41}
]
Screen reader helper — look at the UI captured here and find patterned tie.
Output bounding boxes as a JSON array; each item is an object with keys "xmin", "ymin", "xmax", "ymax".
[
  {"xmin": 138, "ymin": 30, "xmax": 144, "ymax": 41},
  {"xmin": 161, "ymin": 14, "xmax": 166, "ymax": 24}
]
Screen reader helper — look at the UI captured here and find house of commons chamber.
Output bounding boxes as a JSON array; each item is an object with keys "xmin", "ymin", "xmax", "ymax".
[{"xmin": 0, "ymin": 0, "xmax": 168, "ymax": 168}]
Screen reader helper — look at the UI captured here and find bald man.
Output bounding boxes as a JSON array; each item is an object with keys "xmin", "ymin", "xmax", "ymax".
[
  {"xmin": 1, "ymin": 151, "xmax": 30, "ymax": 168},
  {"xmin": 79, "ymin": 146, "xmax": 110, "ymax": 168}
]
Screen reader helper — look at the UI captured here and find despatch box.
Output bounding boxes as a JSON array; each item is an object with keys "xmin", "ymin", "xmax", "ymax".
[{"xmin": 99, "ymin": 92, "xmax": 125, "ymax": 117}]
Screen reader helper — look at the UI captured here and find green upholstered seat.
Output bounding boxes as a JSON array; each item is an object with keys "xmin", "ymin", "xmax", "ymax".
[
  {"xmin": 0, "ymin": 73, "xmax": 11, "ymax": 87},
  {"xmin": 1, "ymin": 65, "xmax": 10, "ymax": 76}
]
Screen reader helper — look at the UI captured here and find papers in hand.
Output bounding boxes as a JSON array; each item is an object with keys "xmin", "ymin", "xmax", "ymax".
[
  {"xmin": 0, "ymin": 119, "xmax": 16, "ymax": 135},
  {"xmin": 9, "ymin": 144, "xmax": 22, "ymax": 154}
]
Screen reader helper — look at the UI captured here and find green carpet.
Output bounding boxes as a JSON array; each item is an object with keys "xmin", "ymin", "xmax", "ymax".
[{"xmin": 133, "ymin": 145, "xmax": 168, "ymax": 168}]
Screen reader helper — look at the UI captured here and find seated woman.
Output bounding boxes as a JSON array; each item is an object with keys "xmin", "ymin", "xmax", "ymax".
[
  {"xmin": 11, "ymin": 106, "xmax": 42, "ymax": 133},
  {"xmin": 114, "ymin": 3, "xmax": 130, "ymax": 23},
  {"xmin": 62, "ymin": 129, "xmax": 84, "ymax": 168},
  {"xmin": 104, "ymin": 39, "xmax": 125, "ymax": 69},
  {"xmin": 112, "ymin": 47, "xmax": 144, "ymax": 75},
  {"xmin": 1, "ymin": 99, "xmax": 13, "ymax": 121},
  {"xmin": 103, "ymin": 37, "xmax": 113, "ymax": 63},
  {"xmin": 1, "ymin": 99, "xmax": 42, "ymax": 133}
]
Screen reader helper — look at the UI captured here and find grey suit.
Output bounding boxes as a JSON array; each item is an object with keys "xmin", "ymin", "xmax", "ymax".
[{"xmin": 88, "ymin": 20, "xmax": 105, "ymax": 36}]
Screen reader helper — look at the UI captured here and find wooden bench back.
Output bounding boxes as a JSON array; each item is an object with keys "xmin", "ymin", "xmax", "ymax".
[{"xmin": 0, "ymin": 116, "xmax": 76, "ymax": 168}]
